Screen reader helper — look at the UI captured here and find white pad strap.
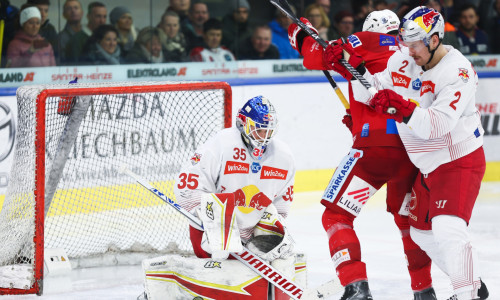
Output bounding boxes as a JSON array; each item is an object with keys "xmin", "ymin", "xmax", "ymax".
[{"xmin": 199, "ymin": 193, "xmax": 242, "ymax": 259}]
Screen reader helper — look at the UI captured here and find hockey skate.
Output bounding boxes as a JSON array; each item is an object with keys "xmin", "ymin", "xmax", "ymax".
[
  {"xmin": 414, "ymin": 287, "xmax": 437, "ymax": 300},
  {"xmin": 339, "ymin": 280, "xmax": 373, "ymax": 300},
  {"xmin": 446, "ymin": 279, "xmax": 489, "ymax": 300}
]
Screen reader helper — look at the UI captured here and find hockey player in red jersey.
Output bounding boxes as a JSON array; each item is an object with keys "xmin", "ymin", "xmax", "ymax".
[
  {"xmin": 339, "ymin": 6, "xmax": 489, "ymax": 300},
  {"xmin": 288, "ymin": 10, "xmax": 436, "ymax": 300}
]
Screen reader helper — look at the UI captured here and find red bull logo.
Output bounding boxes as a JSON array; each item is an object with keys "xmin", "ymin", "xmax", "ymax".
[
  {"xmin": 414, "ymin": 9, "xmax": 440, "ymax": 32},
  {"xmin": 190, "ymin": 153, "xmax": 202, "ymax": 165}
]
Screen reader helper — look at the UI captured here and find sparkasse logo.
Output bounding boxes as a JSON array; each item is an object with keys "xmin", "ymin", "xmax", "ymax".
[{"xmin": 260, "ymin": 166, "xmax": 287, "ymax": 180}]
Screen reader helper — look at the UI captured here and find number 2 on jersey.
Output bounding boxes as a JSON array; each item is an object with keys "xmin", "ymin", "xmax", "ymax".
[
  {"xmin": 177, "ymin": 173, "xmax": 199, "ymax": 189},
  {"xmin": 450, "ymin": 91, "xmax": 461, "ymax": 110}
]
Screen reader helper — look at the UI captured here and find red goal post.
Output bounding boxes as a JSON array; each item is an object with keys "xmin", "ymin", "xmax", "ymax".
[{"xmin": 0, "ymin": 81, "xmax": 232, "ymax": 295}]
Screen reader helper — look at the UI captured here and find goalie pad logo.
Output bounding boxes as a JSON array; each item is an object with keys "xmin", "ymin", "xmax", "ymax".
[
  {"xmin": 204, "ymin": 261, "xmax": 222, "ymax": 268},
  {"xmin": 205, "ymin": 202, "xmax": 214, "ymax": 220}
]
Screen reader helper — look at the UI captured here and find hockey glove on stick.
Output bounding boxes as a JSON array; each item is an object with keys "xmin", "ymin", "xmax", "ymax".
[
  {"xmin": 323, "ymin": 39, "xmax": 365, "ymax": 80},
  {"xmin": 370, "ymin": 89, "xmax": 418, "ymax": 123},
  {"xmin": 342, "ymin": 109, "xmax": 353, "ymax": 133},
  {"xmin": 288, "ymin": 17, "xmax": 318, "ymax": 55}
]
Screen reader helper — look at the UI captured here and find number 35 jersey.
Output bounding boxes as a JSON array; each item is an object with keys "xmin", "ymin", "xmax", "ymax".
[{"xmin": 174, "ymin": 127, "xmax": 296, "ymax": 240}]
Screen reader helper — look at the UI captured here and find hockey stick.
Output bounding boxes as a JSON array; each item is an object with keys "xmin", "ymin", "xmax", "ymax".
[
  {"xmin": 120, "ymin": 166, "xmax": 343, "ymax": 300},
  {"xmin": 270, "ymin": 0, "xmax": 377, "ymax": 100}
]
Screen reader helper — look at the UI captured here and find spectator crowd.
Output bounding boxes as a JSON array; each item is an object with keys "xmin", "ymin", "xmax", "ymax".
[{"xmin": 0, "ymin": 0, "xmax": 499, "ymax": 68}]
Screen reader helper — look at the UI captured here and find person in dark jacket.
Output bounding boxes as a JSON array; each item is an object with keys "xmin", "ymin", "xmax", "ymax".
[
  {"xmin": 157, "ymin": 11, "xmax": 187, "ymax": 62},
  {"xmin": 81, "ymin": 24, "xmax": 122, "ymax": 65},
  {"xmin": 222, "ymin": 0, "xmax": 252, "ymax": 56},
  {"xmin": 125, "ymin": 27, "xmax": 166, "ymax": 64},
  {"xmin": 237, "ymin": 24, "xmax": 279, "ymax": 60}
]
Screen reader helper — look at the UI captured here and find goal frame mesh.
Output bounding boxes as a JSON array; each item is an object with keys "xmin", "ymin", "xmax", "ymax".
[{"xmin": 0, "ymin": 81, "xmax": 232, "ymax": 295}]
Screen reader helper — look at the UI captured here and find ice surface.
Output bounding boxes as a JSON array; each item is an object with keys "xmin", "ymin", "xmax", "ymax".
[{"xmin": 10, "ymin": 183, "xmax": 500, "ymax": 300}]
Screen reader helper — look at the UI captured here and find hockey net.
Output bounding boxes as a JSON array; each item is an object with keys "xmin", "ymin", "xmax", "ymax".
[{"xmin": 0, "ymin": 81, "xmax": 232, "ymax": 295}]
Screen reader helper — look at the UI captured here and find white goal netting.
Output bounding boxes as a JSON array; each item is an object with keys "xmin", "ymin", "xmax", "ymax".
[{"xmin": 0, "ymin": 81, "xmax": 231, "ymax": 294}]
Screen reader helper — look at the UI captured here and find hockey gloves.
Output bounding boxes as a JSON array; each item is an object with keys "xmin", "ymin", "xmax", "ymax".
[
  {"xmin": 247, "ymin": 204, "xmax": 295, "ymax": 262},
  {"xmin": 323, "ymin": 39, "xmax": 365, "ymax": 80},
  {"xmin": 288, "ymin": 17, "xmax": 318, "ymax": 55},
  {"xmin": 342, "ymin": 109, "xmax": 353, "ymax": 133},
  {"xmin": 370, "ymin": 89, "xmax": 418, "ymax": 123}
]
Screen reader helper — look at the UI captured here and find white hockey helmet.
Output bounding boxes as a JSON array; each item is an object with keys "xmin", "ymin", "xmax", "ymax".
[
  {"xmin": 236, "ymin": 95, "xmax": 278, "ymax": 159},
  {"xmin": 362, "ymin": 9, "xmax": 400, "ymax": 34},
  {"xmin": 399, "ymin": 6, "xmax": 444, "ymax": 46}
]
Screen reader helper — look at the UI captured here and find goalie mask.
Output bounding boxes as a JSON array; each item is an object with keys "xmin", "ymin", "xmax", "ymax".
[{"xmin": 236, "ymin": 96, "xmax": 278, "ymax": 160}]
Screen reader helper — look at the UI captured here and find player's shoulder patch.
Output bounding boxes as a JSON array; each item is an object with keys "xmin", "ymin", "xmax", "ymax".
[
  {"xmin": 458, "ymin": 67, "xmax": 470, "ymax": 83},
  {"xmin": 347, "ymin": 34, "xmax": 362, "ymax": 48},
  {"xmin": 379, "ymin": 35, "xmax": 396, "ymax": 46}
]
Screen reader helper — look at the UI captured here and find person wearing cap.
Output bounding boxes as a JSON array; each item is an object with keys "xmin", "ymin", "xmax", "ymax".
[
  {"xmin": 110, "ymin": 6, "xmax": 137, "ymax": 56},
  {"xmin": 6, "ymin": 5, "xmax": 55, "ymax": 68},
  {"xmin": 26, "ymin": 0, "xmax": 57, "ymax": 57},
  {"xmin": 221, "ymin": 0, "xmax": 252, "ymax": 56}
]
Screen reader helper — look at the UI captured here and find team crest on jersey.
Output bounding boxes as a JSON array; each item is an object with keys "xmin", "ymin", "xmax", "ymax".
[
  {"xmin": 224, "ymin": 161, "xmax": 250, "ymax": 174},
  {"xmin": 260, "ymin": 166, "xmax": 288, "ymax": 180},
  {"xmin": 251, "ymin": 162, "xmax": 261, "ymax": 173},
  {"xmin": 420, "ymin": 80, "xmax": 435, "ymax": 96},
  {"xmin": 458, "ymin": 68, "xmax": 469, "ymax": 83},
  {"xmin": 190, "ymin": 153, "xmax": 202, "ymax": 165},
  {"xmin": 347, "ymin": 34, "xmax": 362, "ymax": 48},
  {"xmin": 412, "ymin": 78, "xmax": 421, "ymax": 90},
  {"xmin": 391, "ymin": 72, "xmax": 411, "ymax": 88}
]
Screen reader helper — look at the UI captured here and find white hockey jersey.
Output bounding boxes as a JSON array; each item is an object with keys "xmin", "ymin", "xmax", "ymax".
[
  {"xmin": 352, "ymin": 46, "xmax": 484, "ymax": 174},
  {"xmin": 174, "ymin": 127, "xmax": 295, "ymax": 241}
]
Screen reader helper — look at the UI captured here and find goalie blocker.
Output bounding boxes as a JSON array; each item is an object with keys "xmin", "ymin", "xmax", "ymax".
[{"xmin": 141, "ymin": 253, "xmax": 307, "ymax": 300}]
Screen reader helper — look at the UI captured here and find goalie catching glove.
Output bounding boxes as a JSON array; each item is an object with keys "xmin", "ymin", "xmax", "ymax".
[{"xmin": 246, "ymin": 204, "xmax": 295, "ymax": 262}]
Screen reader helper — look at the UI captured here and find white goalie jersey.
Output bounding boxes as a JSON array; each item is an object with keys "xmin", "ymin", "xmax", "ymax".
[{"xmin": 174, "ymin": 127, "xmax": 295, "ymax": 241}]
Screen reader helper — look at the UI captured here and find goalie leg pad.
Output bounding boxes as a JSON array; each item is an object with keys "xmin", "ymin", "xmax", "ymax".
[
  {"xmin": 142, "ymin": 254, "xmax": 268, "ymax": 300},
  {"xmin": 199, "ymin": 193, "xmax": 242, "ymax": 259},
  {"xmin": 321, "ymin": 208, "xmax": 366, "ymax": 286}
]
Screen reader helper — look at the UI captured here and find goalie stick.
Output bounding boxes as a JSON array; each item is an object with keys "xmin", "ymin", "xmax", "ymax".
[
  {"xmin": 120, "ymin": 166, "xmax": 343, "ymax": 300},
  {"xmin": 269, "ymin": 0, "xmax": 401, "ymax": 114}
]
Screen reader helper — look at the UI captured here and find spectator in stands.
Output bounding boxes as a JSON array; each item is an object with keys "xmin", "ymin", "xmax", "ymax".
[
  {"xmin": 373, "ymin": 0, "xmax": 398, "ymax": 11},
  {"xmin": 329, "ymin": 10, "xmax": 355, "ymax": 40},
  {"xmin": 182, "ymin": 2, "xmax": 209, "ymax": 53},
  {"xmin": 352, "ymin": 0, "xmax": 373, "ymax": 32},
  {"xmin": 456, "ymin": 3, "xmax": 490, "ymax": 54},
  {"xmin": 237, "ymin": 24, "xmax": 280, "ymax": 60},
  {"xmin": 0, "ymin": 1, "xmax": 19, "ymax": 67},
  {"xmin": 125, "ymin": 27, "xmax": 165, "ymax": 64},
  {"xmin": 27, "ymin": 0, "xmax": 57, "ymax": 56},
  {"xmin": 189, "ymin": 18, "xmax": 236, "ymax": 62},
  {"xmin": 166, "ymin": 0, "xmax": 190, "ymax": 24},
  {"xmin": 58, "ymin": 0, "xmax": 84, "ymax": 64},
  {"xmin": 304, "ymin": 3, "xmax": 330, "ymax": 40},
  {"xmin": 157, "ymin": 11, "xmax": 188, "ymax": 62},
  {"xmin": 486, "ymin": 0, "xmax": 500, "ymax": 53},
  {"xmin": 222, "ymin": 0, "xmax": 252, "ymax": 55},
  {"xmin": 110, "ymin": 6, "xmax": 137, "ymax": 56},
  {"xmin": 65, "ymin": 1, "xmax": 107, "ymax": 65},
  {"xmin": 315, "ymin": 0, "xmax": 331, "ymax": 16},
  {"xmin": 6, "ymin": 5, "xmax": 55, "ymax": 67},
  {"xmin": 269, "ymin": 5, "xmax": 300, "ymax": 59},
  {"xmin": 80, "ymin": 24, "xmax": 122, "ymax": 65},
  {"xmin": 426, "ymin": 0, "xmax": 460, "ymax": 49}
]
